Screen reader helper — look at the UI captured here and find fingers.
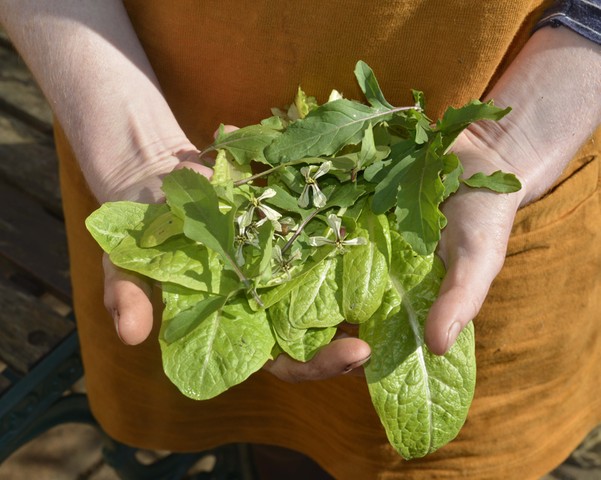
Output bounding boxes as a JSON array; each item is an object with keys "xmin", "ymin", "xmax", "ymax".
[
  {"xmin": 263, "ymin": 337, "xmax": 371, "ymax": 383},
  {"xmin": 103, "ymin": 254, "xmax": 154, "ymax": 345}
]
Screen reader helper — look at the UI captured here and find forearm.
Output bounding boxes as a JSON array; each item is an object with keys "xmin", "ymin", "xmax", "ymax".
[
  {"xmin": 464, "ymin": 26, "xmax": 601, "ymax": 205},
  {"xmin": 0, "ymin": 0, "xmax": 196, "ymax": 202}
]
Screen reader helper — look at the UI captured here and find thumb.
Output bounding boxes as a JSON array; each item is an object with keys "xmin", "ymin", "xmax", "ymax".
[
  {"xmin": 425, "ymin": 249, "xmax": 505, "ymax": 356},
  {"xmin": 103, "ymin": 254, "xmax": 154, "ymax": 345}
]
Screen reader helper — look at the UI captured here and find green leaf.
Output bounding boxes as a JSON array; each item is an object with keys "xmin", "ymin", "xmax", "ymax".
[
  {"xmin": 294, "ymin": 86, "xmax": 318, "ymax": 119},
  {"xmin": 393, "ymin": 136, "xmax": 446, "ymax": 255},
  {"xmin": 162, "ymin": 293, "xmax": 228, "ymax": 343},
  {"xmin": 354, "ymin": 60, "xmax": 394, "ymax": 110},
  {"xmin": 139, "ymin": 209, "xmax": 184, "ymax": 248},
  {"xmin": 269, "ymin": 257, "xmax": 343, "ymax": 331},
  {"xmin": 160, "ymin": 299, "xmax": 274, "ymax": 400},
  {"xmin": 85, "ymin": 202, "xmax": 167, "ymax": 253},
  {"xmin": 109, "ymin": 235, "xmax": 224, "ymax": 292},
  {"xmin": 342, "ymin": 215, "xmax": 390, "ymax": 324},
  {"xmin": 412, "ymin": 90, "xmax": 426, "ymax": 111},
  {"xmin": 462, "ymin": 170, "xmax": 522, "ymax": 193},
  {"xmin": 241, "ymin": 221, "xmax": 274, "ymax": 280},
  {"xmin": 253, "ymin": 246, "xmax": 335, "ymax": 310},
  {"xmin": 436, "ymin": 100, "xmax": 511, "ymax": 151},
  {"xmin": 162, "ymin": 169, "xmax": 237, "ymax": 268},
  {"xmin": 265, "ymin": 99, "xmax": 398, "ymax": 163},
  {"xmin": 360, "ymin": 257, "xmax": 476, "ymax": 459},
  {"xmin": 441, "ymin": 152, "xmax": 463, "ymax": 200},
  {"xmin": 371, "ymin": 145, "xmax": 419, "ymax": 214},
  {"xmin": 212, "ymin": 149, "xmax": 252, "ymax": 186},
  {"xmin": 388, "ymin": 230, "xmax": 434, "ymax": 292},
  {"xmin": 211, "ymin": 123, "xmax": 281, "ymax": 165}
]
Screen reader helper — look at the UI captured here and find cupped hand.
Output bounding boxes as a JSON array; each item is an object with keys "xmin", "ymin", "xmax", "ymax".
[
  {"xmin": 424, "ymin": 131, "xmax": 526, "ymax": 355},
  {"xmin": 102, "ymin": 128, "xmax": 371, "ymax": 382}
]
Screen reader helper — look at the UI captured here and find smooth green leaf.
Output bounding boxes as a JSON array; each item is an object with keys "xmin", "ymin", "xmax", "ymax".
[
  {"xmin": 393, "ymin": 136, "xmax": 446, "ymax": 255},
  {"xmin": 462, "ymin": 170, "xmax": 522, "ymax": 193},
  {"xmin": 265, "ymin": 99, "xmax": 397, "ymax": 163},
  {"xmin": 354, "ymin": 60, "xmax": 394, "ymax": 110},
  {"xmin": 212, "ymin": 123, "xmax": 281, "ymax": 165}
]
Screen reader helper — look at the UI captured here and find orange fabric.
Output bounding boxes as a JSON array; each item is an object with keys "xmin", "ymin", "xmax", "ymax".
[{"xmin": 56, "ymin": 1, "xmax": 601, "ymax": 478}]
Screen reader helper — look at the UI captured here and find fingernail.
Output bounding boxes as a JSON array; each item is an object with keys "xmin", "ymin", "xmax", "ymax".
[
  {"xmin": 112, "ymin": 309, "xmax": 125, "ymax": 343},
  {"xmin": 445, "ymin": 322, "xmax": 462, "ymax": 353},
  {"xmin": 343, "ymin": 354, "xmax": 371, "ymax": 374}
]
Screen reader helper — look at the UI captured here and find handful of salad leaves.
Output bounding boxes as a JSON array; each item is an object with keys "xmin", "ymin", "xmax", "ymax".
[{"xmin": 85, "ymin": 61, "xmax": 520, "ymax": 459}]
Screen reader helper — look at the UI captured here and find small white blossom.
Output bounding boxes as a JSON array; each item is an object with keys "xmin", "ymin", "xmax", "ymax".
[
  {"xmin": 308, "ymin": 213, "xmax": 368, "ymax": 249},
  {"xmin": 239, "ymin": 188, "xmax": 282, "ymax": 231},
  {"xmin": 298, "ymin": 161, "xmax": 331, "ymax": 208}
]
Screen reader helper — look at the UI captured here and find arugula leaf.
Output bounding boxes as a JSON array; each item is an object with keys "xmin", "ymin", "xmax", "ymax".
[
  {"xmin": 462, "ymin": 170, "xmax": 522, "ymax": 193},
  {"xmin": 393, "ymin": 136, "xmax": 446, "ymax": 255},
  {"xmin": 354, "ymin": 60, "xmax": 394, "ymax": 110},
  {"xmin": 265, "ymin": 99, "xmax": 398, "ymax": 163},
  {"xmin": 436, "ymin": 100, "xmax": 511, "ymax": 151},
  {"xmin": 441, "ymin": 152, "xmax": 463, "ymax": 200},
  {"xmin": 209, "ymin": 123, "xmax": 281, "ymax": 165},
  {"xmin": 162, "ymin": 169, "xmax": 240, "ymax": 276}
]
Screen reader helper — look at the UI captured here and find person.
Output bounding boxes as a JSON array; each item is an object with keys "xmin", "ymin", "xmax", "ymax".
[{"xmin": 1, "ymin": 1, "xmax": 600, "ymax": 478}]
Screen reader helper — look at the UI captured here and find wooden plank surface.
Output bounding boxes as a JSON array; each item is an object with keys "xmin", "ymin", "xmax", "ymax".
[
  {"xmin": 0, "ymin": 28, "xmax": 61, "ymax": 218},
  {"xmin": 0, "ymin": 275, "xmax": 74, "ymax": 375},
  {"xmin": 0, "ymin": 177, "xmax": 71, "ymax": 301}
]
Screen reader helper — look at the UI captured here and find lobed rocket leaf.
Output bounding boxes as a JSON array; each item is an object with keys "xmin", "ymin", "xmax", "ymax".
[
  {"xmin": 264, "ymin": 99, "xmax": 399, "ymax": 164},
  {"xmin": 462, "ymin": 170, "xmax": 522, "ymax": 193}
]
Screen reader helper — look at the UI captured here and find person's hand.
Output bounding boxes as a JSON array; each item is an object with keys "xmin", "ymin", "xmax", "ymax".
[
  {"xmin": 425, "ymin": 26, "xmax": 601, "ymax": 355},
  {"xmin": 102, "ymin": 144, "xmax": 371, "ymax": 382},
  {"xmin": 424, "ymin": 132, "xmax": 525, "ymax": 355}
]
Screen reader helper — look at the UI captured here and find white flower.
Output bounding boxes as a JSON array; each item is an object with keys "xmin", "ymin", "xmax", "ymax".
[
  {"xmin": 239, "ymin": 188, "xmax": 282, "ymax": 231},
  {"xmin": 298, "ymin": 161, "xmax": 331, "ymax": 208},
  {"xmin": 308, "ymin": 213, "xmax": 368, "ymax": 249}
]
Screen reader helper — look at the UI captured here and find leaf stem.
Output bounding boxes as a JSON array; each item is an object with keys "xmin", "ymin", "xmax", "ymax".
[
  {"xmin": 281, "ymin": 208, "xmax": 321, "ymax": 255},
  {"xmin": 234, "ymin": 164, "xmax": 282, "ymax": 187}
]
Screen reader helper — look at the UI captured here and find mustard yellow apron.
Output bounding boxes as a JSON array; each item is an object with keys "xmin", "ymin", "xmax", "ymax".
[{"xmin": 56, "ymin": 2, "xmax": 601, "ymax": 478}]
